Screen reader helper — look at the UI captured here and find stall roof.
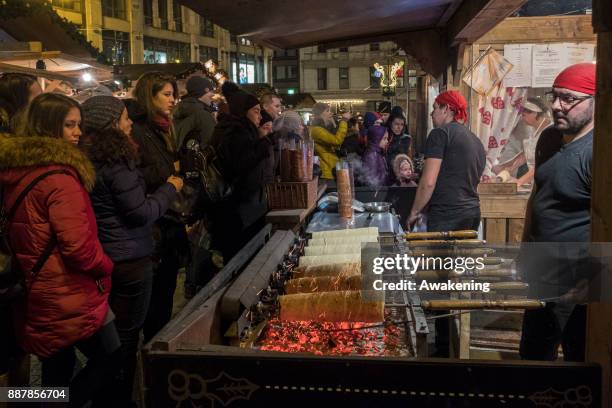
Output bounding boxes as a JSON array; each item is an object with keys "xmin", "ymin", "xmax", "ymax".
[
  {"xmin": 179, "ymin": 0, "xmax": 525, "ymax": 51},
  {"xmin": 0, "ymin": 51, "xmax": 112, "ymax": 84},
  {"xmin": 180, "ymin": 0, "xmax": 526, "ymax": 76}
]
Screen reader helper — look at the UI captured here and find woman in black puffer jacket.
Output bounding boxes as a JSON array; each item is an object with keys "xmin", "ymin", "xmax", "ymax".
[
  {"xmin": 81, "ymin": 95, "xmax": 182, "ymax": 407},
  {"xmin": 210, "ymin": 82, "xmax": 272, "ymax": 261}
]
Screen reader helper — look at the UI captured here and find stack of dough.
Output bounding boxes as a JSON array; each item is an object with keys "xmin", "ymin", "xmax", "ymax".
[
  {"xmin": 282, "ymin": 227, "xmax": 382, "ymax": 321},
  {"xmin": 300, "ymin": 227, "xmax": 379, "ymax": 267},
  {"xmin": 279, "ymin": 290, "xmax": 384, "ymax": 322}
]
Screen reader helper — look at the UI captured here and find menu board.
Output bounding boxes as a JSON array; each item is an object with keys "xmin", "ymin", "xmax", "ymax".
[{"xmin": 503, "ymin": 44, "xmax": 533, "ymax": 88}]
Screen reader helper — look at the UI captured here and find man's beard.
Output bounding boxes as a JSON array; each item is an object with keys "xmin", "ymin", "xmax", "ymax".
[{"xmin": 554, "ymin": 104, "xmax": 594, "ymax": 135}]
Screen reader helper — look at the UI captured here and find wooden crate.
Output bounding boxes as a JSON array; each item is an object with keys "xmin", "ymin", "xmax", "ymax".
[
  {"xmin": 480, "ymin": 193, "xmax": 529, "ymax": 244},
  {"xmin": 266, "ymin": 177, "xmax": 319, "ymax": 210}
]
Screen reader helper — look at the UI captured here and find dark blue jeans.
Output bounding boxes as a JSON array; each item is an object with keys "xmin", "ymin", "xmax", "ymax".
[
  {"xmin": 144, "ymin": 219, "xmax": 189, "ymax": 343},
  {"xmin": 520, "ymin": 303, "xmax": 586, "ymax": 361},
  {"xmin": 107, "ymin": 256, "xmax": 153, "ymax": 406},
  {"xmin": 40, "ymin": 319, "xmax": 121, "ymax": 407}
]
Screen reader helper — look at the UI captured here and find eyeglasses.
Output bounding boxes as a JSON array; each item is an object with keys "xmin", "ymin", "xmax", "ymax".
[{"xmin": 545, "ymin": 92, "xmax": 592, "ymax": 109}]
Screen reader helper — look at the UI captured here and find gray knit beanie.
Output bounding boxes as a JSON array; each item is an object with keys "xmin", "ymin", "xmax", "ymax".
[{"xmin": 82, "ymin": 95, "xmax": 126, "ymax": 133}]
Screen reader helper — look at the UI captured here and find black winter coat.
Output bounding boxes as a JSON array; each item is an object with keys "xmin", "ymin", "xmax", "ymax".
[
  {"xmin": 90, "ymin": 160, "xmax": 177, "ymax": 261},
  {"xmin": 173, "ymin": 97, "xmax": 216, "ymax": 149},
  {"xmin": 130, "ymin": 108, "xmax": 177, "ymax": 194},
  {"xmin": 212, "ymin": 114, "xmax": 272, "ymax": 228}
]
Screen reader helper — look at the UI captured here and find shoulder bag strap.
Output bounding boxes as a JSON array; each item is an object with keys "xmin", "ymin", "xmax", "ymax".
[{"xmin": 5, "ymin": 169, "xmax": 71, "ymax": 280}]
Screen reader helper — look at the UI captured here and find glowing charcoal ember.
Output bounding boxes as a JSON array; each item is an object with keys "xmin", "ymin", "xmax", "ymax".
[{"xmin": 256, "ymin": 319, "xmax": 409, "ymax": 356}]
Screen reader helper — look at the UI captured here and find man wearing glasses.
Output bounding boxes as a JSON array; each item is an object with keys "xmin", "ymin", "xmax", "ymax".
[{"xmin": 520, "ymin": 63, "xmax": 596, "ymax": 361}]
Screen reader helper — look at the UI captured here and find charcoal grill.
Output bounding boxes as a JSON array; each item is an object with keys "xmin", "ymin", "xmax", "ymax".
[{"xmin": 143, "ymin": 224, "xmax": 601, "ymax": 407}]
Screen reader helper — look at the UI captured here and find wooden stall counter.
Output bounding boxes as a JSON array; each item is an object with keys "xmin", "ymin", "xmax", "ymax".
[{"xmin": 479, "ymin": 186, "xmax": 530, "ymax": 244}]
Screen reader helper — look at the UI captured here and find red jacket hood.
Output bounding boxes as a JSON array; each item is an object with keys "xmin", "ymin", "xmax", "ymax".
[{"xmin": 0, "ymin": 135, "xmax": 96, "ymax": 191}]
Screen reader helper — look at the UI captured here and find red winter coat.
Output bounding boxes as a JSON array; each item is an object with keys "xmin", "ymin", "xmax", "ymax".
[{"xmin": 0, "ymin": 136, "xmax": 113, "ymax": 358}]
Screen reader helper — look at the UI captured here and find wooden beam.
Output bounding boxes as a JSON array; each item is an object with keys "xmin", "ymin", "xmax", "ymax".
[
  {"xmin": 587, "ymin": 1, "xmax": 612, "ymax": 407},
  {"xmin": 394, "ymin": 29, "xmax": 447, "ymax": 78},
  {"xmin": 448, "ymin": 0, "xmax": 526, "ymax": 45},
  {"xmin": 476, "ymin": 15, "xmax": 596, "ymax": 44}
]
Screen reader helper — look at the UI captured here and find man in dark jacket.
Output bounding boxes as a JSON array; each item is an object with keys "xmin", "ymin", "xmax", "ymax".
[{"xmin": 174, "ymin": 75, "xmax": 216, "ymax": 149}]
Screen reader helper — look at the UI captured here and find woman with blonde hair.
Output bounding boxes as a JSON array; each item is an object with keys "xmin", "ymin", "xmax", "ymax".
[{"xmin": 310, "ymin": 102, "xmax": 350, "ymax": 180}]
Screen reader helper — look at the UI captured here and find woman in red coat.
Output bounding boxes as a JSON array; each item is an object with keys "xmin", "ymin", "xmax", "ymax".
[{"xmin": 0, "ymin": 93, "xmax": 119, "ymax": 406}]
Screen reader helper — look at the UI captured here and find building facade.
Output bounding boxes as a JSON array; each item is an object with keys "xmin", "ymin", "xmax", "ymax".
[
  {"xmin": 50, "ymin": 0, "xmax": 273, "ymax": 83},
  {"xmin": 299, "ymin": 41, "xmax": 419, "ymax": 114}
]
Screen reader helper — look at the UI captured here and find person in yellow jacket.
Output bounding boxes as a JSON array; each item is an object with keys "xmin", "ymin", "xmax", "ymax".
[{"xmin": 309, "ymin": 102, "xmax": 351, "ymax": 179}]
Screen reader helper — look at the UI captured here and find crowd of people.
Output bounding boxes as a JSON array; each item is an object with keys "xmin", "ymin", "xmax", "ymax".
[
  {"xmin": 309, "ymin": 102, "xmax": 417, "ymax": 187},
  {"xmin": 0, "ymin": 71, "xmax": 291, "ymax": 407}
]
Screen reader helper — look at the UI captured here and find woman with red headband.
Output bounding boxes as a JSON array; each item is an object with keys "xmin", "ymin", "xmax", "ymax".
[{"xmin": 407, "ymin": 89, "xmax": 486, "ymax": 357}]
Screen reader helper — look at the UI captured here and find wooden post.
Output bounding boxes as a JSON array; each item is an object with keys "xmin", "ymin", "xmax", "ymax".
[{"xmin": 588, "ymin": 0, "xmax": 612, "ymax": 406}]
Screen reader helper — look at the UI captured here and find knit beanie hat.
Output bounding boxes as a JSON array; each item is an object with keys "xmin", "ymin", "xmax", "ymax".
[
  {"xmin": 390, "ymin": 105, "xmax": 405, "ymax": 118},
  {"xmin": 82, "ymin": 95, "xmax": 125, "ymax": 133},
  {"xmin": 186, "ymin": 75, "xmax": 215, "ymax": 98},
  {"xmin": 221, "ymin": 81, "xmax": 259, "ymax": 117},
  {"xmin": 273, "ymin": 110, "xmax": 303, "ymax": 134}
]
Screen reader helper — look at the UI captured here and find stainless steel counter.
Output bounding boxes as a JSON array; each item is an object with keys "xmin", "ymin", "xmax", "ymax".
[{"xmin": 306, "ymin": 211, "xmax": 403, "ymax": 235}]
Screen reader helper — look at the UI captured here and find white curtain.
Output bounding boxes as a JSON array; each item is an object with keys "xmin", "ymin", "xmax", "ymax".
[{"xmin": 474, "ymin": 84, "xmax": 528, "ymax": 180}]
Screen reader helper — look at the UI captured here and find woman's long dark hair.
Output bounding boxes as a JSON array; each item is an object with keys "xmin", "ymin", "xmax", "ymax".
[
  {"xmin": 132, "ymin": 71, "xmax": 178, "ymax": 120},
  {"xmin": 81, "ymin": 127, "xmax": 137, "ymax": 165},
  {"xmin": 132, "ymin": 71, "xmax": 178, "ymax": 151},
  {"xmin": 22, "ymin": 93, "xmax": 82, "ymax": 139},
  {"xmin": 0, "ymin": 73, "xmax": 38, "ymax": 133}
]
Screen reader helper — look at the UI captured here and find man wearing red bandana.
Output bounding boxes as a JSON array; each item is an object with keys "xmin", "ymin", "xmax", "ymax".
[
  {"xmin": 408, "ymin": 90, "xmax": 485, "ymax": 231},
  {"xmin": 407, "ymin": 90, "xmax": 486, "ymax": 357},
  {"xmin": 520, "ymin": 63, "xmax": 596, "ymax": 362}
]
